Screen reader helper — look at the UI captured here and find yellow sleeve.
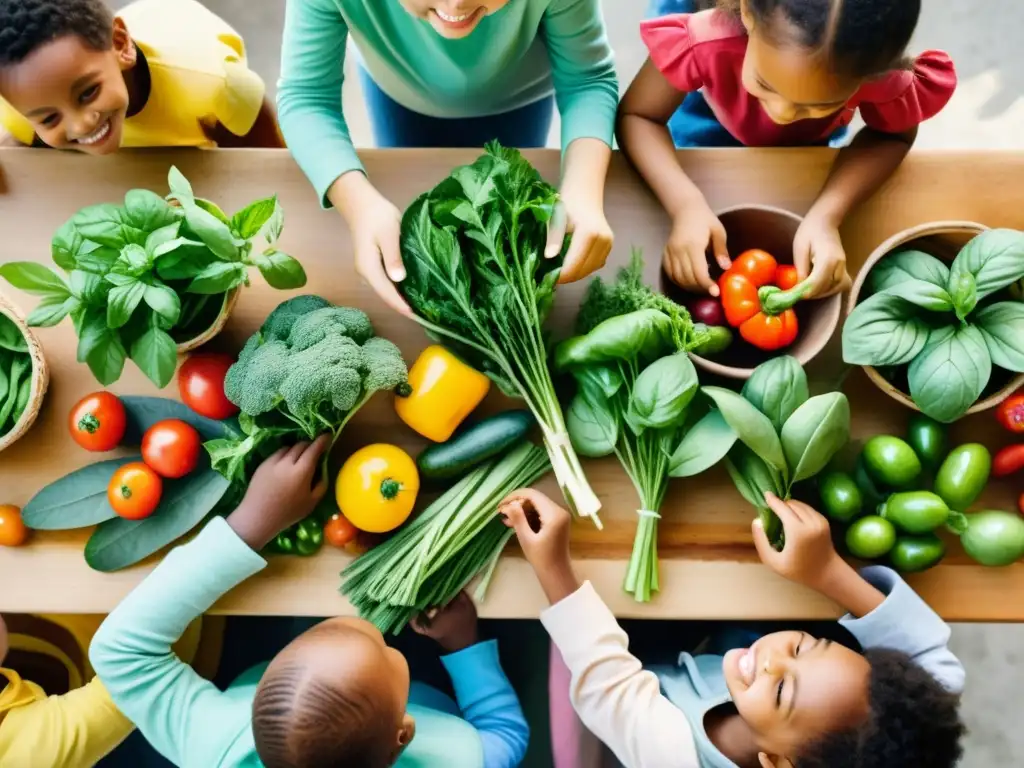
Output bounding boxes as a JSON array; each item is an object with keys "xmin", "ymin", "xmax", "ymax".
[
  {"xmin": 0, "ymin": 97, "xmax": 34, "ymax": 146},
  {"xmin": 0, "ymin": 678, "xmax": 133, "ymax": 768}
]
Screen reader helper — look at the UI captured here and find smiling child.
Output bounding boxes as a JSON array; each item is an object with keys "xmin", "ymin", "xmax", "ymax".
[{"xmin": 0, "ymin": 0, "xmax": 279, "ymax": 154}]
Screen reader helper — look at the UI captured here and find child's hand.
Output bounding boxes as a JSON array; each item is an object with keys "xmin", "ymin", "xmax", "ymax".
[
  {"xmin": 663, "ymin": 200, "xmax": 731, "ymax": 297},
  {"xmin": 227, "ymin": 436, "xmax": 331, "ymax": 551},
  {"xmin": 499, "ymin": 488, "xmax": 580, "ymax": 604},
  {"xmin": 792, "ymin": 213, "xmax": 852, "ymax": 298},
  {"xmin": 411, "ymin": 591, "xmax": 479, "ymax": 653},
  {"xmin": 753, "ymin": 493, "xmax": 842, "ymax": 591},
  {"xmin": 548, "ymin": 191, "xmax": 614, "ymax": 285}
]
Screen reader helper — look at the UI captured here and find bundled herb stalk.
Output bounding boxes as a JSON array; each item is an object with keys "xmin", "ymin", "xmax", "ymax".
[
  {"xmin": 399, "ymin": 142, "xmax": 600, "ymax": 525},
  {"xmin": 341, "ymin": 441, "xmax": 550, "ymax": 634},
  {"xmin": 556, "ymin": 255, "xmax": 713, "ymax": 602}
]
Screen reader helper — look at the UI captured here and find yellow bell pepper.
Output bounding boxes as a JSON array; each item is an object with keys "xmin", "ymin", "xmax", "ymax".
[
  {"xmin": 336, "ymin": 444, "xmax": 420, "ymax": 533},
  {"xmin": 395, "ymin": 345, "xmax": 490, "ymax": 442}
]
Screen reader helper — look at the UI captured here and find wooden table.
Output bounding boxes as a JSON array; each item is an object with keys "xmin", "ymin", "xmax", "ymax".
[{"xmin": 0, "ymin": 148, "xmax": 1021, "ymax": 620}]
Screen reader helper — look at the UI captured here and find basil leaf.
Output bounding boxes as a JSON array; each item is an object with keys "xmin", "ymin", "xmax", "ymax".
[
  {"xmin": 187, "ymin": 261, "xmax": 246, "ymax": 295},
  {"xmin": 251, "ymin": 249, "xmax": 307, "ymax": 290},
  {"xmin": 554, "ymin": 309, "xmax": 673, "ymax": 369},
  {"xmin": 144, "ymin": 222, "xmax": 182, "ymax": 256},
  {"xmin": 973, "ymin": 302, "xmax": 1024, "ymax": 372},
  {"xmin": 842, "ymin": 293, "xmax": 931, "ymax": 367},
  {"xmin": 183, "ymin": 201, "xmax": 241, "ymax": 261},
  {"xmin": 948, "ymin": 272, "xmax": 978, "ymax": 322},
  {"xmin": 0, "ymin": 261, "xmax": 70, "ymax": 298},
  {"xmin": 75, "ymin": 307, "xmax": 109, "ymax": 362},
  {"xmin": 566, "ymin": 392, "xmax": 618, "ymax": 458},
  {"xmin": 143, "ymin": 283, "xmax": 181, "ymax": 326},
  {"xmin": 85, "ymin": 329, "xmax": 127, "ymax": 386},
  {"xmin": 84, "ymin": 465, "xmax": 230, "ymax": 572},
  {"xmin": 76, "ymin": 244, "xmax": 120, "ymax": 274},
  {"xmin": 669, "ymin": 410, "xmax": 737, "ymax": 477},
  {"xmin": 27, "ymin": 295, "xmax": 79, "ymax": 327},
  {"xmin": 21, "ymin": 456, "xmax": 139, "ymax": 530},
  {"xmin": 741, "ymin": 356, "xmax": 809, "ymax": 433},
  {"xmin": 121, "ymin": 395, "xmax": 239, "ymax": 443},
  {"xmin": 869, "ymin": 250, "xmax": 950, "ymax": 292},
  {"xmin": 118, "ymin": 243, "xmax": 151, "ymax": 274},
  {"xmin": 123, "ymin": 189, "xmax": 178, "ymax": 238},
  {"xmin": 231, "ymin": 195, "xmax": 277, "ymax": 239},
  {"xmin": 104, "ymin": 272, "xmax": 136, "ymax": 287},
  {"xmin": 263, "ymin": 200, "xmax": 284, "ymax": 244},
  {"xmin": 152, "ymin": 236, "xmax": 202, "ymax": 260},
  {"xmin": 156, "ymin": 244, "xmax": 215, "ymax": 281},
  {"xmin": 702, "ymin": 386, "xmax": 788, "ymax": 477},
  {"xmin": 130, "ymin": 324, "xmax": 178, "ymax": 388},
  {"xmin": 629, "ymin": 352, "xmax": 698, "ymax": 430},
  {"xmin": 167, "ymin": 166, "xmax": 194, "ymax": 202},
  {"xmin": 74, "ymin": 203, "xmax": 128, "ymax": 248},
  {"xmin": 107, "ymin": 281, "xmax": 146, "ymax": 329},
  {"xmin": 70, "ymin": 270, "xmax": 107, "ymax": 304},
  {"xmin": 886, "ymin": 278, "xmax": 954, "ymax": 313},
  {"xmin": 780, "ymin": 393, "xmax": 851, "ymax": 486},
  {"xmin": 573, "ymin": 364, "xmax": 623, "ymax": 402},
  {"xmin": 908, "ymin": 325, "xmax": 992, "ymax": 423},
  {"xmin": 51, "ymin": 218, "xmax": 83, "ymax": 270},
  {"xmin": 194, "ymin": 198, "xmax": 231, "ymax": 225},
  {"xmin": 948, "ymin": 229, "xmax": 1024, "ymax": 301}
]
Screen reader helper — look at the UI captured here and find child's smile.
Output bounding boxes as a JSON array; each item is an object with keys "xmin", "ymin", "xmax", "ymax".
[{"xmin": 401, "ymin": 1, "xmax": 511, "ymax": 39}]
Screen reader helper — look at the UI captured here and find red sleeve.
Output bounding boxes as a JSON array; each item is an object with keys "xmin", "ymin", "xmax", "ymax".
[
  {"xmin": 858, "ymin": 50, "xmax": 957, "ymax": 134},
  {"xmin": 639, "ymin": 14, "xmax": 705, "ymax": 93}
]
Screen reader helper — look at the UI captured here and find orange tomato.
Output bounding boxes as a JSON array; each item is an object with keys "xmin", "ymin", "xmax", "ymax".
[
  {"xmin": 324, "ymin": 513, "xmax": 358, "ymax": 548},
  {"xmin": 0, "ymin": 505, "xmax": 28, "ymax": 547},
  {"xmin": 108, "ymin": 463, "xmax": 163, "ymax": 520},
  {"xmin": 69, "ymin": 392, "xmax": 126, "ymax": 452}
]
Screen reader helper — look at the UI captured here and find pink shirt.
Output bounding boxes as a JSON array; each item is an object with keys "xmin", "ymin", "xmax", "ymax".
[{"xmin": 641, "ymin": 10, "xmax": 957, "ymax": 146}]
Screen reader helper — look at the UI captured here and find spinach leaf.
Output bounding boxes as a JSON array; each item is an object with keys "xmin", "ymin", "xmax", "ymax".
[
  {"xmin": 187, "ymin": 261, "xmax": 246, "ymax": 294},
  {"xmin": 669, "ymin": 409, "xmax": 737, "ymax": 477},
  {"xmin": 887, "ymin": 278, "xmax": 954, "ymax": 313},
  {"xmin": 121, "ymin": 395, "xmax": 240, "ymax": 443},
  {"xmin": 780, "ymin": 393, "xmax": 851, "ymax": 486},
  {"xmin": 629, "ymin": 352, "xmax": 698, "ymax": 430},
  {"xmin": 948, "ymin": 229, "xmax": 1024, "ymax": 301},
  {"xmin": 143, "ymin": 283, "xmax": 181, "ymax": 326},
  {"xmin": 231, "ymin": 196, "xmax": 277, "ymax": 239},
  {"xmin": 702, "ymin": 386, "xmax": 788, "ymax": 477},
  {"xmin": 106, "ymin": 281, "xmax": 146, "ymax": 329},
  {"xmin": 908, "ymin": 325, "xmax": 992, "ymax": 423},
  {"xmin": 726, "ymin": 443, "xmax": 784, "ymax": 503},
  {"xmin": 973, "ymin": 302, "xmax": 1024, "ymax": 372},
  {"xmin": 0, "ymin": 356, "xmax": 29, "ymax": 428},
  {"xmin": 21, "ymin": 457, "xmax": 137, "ymax": 529},
  {"xmin": 26, "ymin": 295, "xmax": 79, "ymax": 327},
  {"xmin": 741, "ymin": 356, "xmax": 809, "ymax": 433},
  {"xmin": 948, "ymin": 272, "xmax": 978, "ymax": 322},
  {"xmin": 251, "ymin": 249, "xmax": 307, "ymax": 290},
  {"xmin": 0, "ymin": 314, "xmax": 27, "ymax": 352},
  {"xmin": 869, "ymin": 250, "xmax": 950, "ymax": 292},
  {"xmin": 130, "ymin": 324, "xmax": 178, "ymax": 388},
  {"xmin": 0, "ymin": 261, "xmax": 70, "ymax": 298},
  {"xmin": 84, "ymin": 464, "xmax": 230, "ymax": 572},
  {"xmin": 566, "ymin": 393, "xmax": 618, "ymax": 458},
  {"xmin": 842, "ymin": 293, "xmax": 931, "ymax": 367}
]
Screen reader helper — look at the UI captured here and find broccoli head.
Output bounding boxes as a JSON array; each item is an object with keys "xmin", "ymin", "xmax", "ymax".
[
  {"xmin": 224, "ymin": 337, "xmax": 290, "ymax": 415},
  {"xmin": 260, "ymin": 295, "xmax": 332, "ymax": 341},
  {"xmin": 361, "ymin": 337, "xmax": 408, "ymax": 394},
  {"xmin": 287, "ymin": 306, "xmax": 374, "ymax": 351}
]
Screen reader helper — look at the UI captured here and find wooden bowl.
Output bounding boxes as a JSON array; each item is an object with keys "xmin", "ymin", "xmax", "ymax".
[
  {"xmin": 663, "ymin": 204, "xmax": 843, "ymax": 380},
  {"xmin": 175, "ymin": 288, "xmax": 240, "ymax": 354},
  {"xmin": 847, "ymin": 220, "xmax": 1024, "ymax": 417},
  {"xmin": 0, "ymin": 292, "xmax": 50, "ymax": 453}
]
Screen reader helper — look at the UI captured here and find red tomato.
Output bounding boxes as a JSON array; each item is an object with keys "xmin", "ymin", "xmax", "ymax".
[
  {"xmin": 108, "ymin": 463, "xmax": 162, "ymax": 520},
  {"xmin": 142, "ymin": 420, "xmax": 201, "ymax": 479},
  {"xmin": 324, "ymin": 513, "xmax": 358, "ymax": 548},
  {"xmin": 776, "ymin": 264, "xmax": 800, "ymax": 291},
  {"xmin": 178, "ymin": 353, "xmax": 238, "ymax": 420},
  {"xmin": 993, "ymin": 444, "xmax": 1024, "ymax": 478},
  {"xmin": 69, "ymin": 392, "xmax": 126, "ymax": 452},
  {"xmin": 997, "ymin": 394, "xmax": 1024, "ymax": 434},
  {"xmin": 0, "ymin": 504, "xmax": 28, "ymax": 547}
]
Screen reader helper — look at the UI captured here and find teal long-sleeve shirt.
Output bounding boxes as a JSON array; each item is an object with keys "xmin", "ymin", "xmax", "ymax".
[
  {"xmin": 89, "ymin": 517, "xmax": 529, "ymax": 768},
  {"xmin": 277, "ymin": 0, "xmax": 620, "ymax": 205}
]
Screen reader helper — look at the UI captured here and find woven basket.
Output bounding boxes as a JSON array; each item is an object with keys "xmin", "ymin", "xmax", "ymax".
[
  {"xmin": 0, "ymin": 292, "xmax": 50, "ymax": 453},
  {"xmin": 175, "ymin": 288, "xmax": 240, "ymax": 354}
]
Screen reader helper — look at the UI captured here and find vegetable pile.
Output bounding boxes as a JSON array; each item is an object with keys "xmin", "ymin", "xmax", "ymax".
[
  {"xmin": 718, "ymin": 250, "xmax": 808, "ymax": 351},
  {"xmin": 0, "ymin": 313, "xmax": 33, "ymax": 438},
  {"xmin": 556, "ymin": 255, "xmax": 710, "ymax": 601},
  {"xmin": 0, "ymin": 167, "xmax": 305, "ymax": 388},
  {"xmin": 398, "ymin": 142, "xmax": 600, "ymax": 524},
  {"xmin": 843, "ymin": 229, "xmax": 1024, "ymax": 422},
  {"xmin": 341, "ymin": 441, "xmax": 550, "ymax": 634}
]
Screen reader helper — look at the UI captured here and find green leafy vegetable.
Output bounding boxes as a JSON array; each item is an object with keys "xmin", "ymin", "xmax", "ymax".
[
  {"xmin": 398, "ymin": 142, "xmax": 601, "ymax": 524},
  {"xmin": 947, "ymin": 229, "xmax": 1024, "ymax": 302},
  {"xmin": 779, "ymin": 393, "xmax": 851, "ymax": 484},
  {"xmin": 740, "ymin": 356, "xmax": 809, "ymax": 434},
  {"xmin": 908, "ymin": 325, "xmax": 991, "ymax": 424},
  {"xmin": 868, "ymin": 249, "xmax": 950, "ymax": 291},
  {"xmin": 973, "ymin": 302, "xmax": 1024, "ymax": 372},
  {"xmin": 0, "ymin": 314, "xmax": 34, "ymax": 437},
  {"xmin": 701, "ymin": 387, "xmax": 787, "ymax": 478},
  {"xmin": 842, "ymin": 293, "xmax": 930, "ymax": 367}
]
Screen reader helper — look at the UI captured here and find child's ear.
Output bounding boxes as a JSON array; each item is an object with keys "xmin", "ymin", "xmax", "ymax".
[
  {"xmin": 758, "ymin": 753, "xmax": 795, "ymax": 768},
  {"xmin": 111, "ymin": 17, "xmax": 137, "ymax": 70}
]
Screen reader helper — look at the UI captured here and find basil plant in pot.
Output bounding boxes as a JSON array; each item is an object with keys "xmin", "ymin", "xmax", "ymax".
[
  {"xmin": 0, "ymin": 167, "xmax": 305, "ymax": 388},
  {"xmin": 843, "ymin": 229, "xmax": 1024, "ymax": 423}
]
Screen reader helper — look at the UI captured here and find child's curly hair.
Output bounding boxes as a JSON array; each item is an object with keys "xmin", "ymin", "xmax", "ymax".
[
  {"xmin": 712, "ymin": 0, "xmax": 920, "ymax": 79},
  {"xmin": 800, "ymin": 648, "xmax": 966, "ymax": 768},
  {"xmin": 0, "ymin": 0, "xmax": 113, "ymax": 68}
]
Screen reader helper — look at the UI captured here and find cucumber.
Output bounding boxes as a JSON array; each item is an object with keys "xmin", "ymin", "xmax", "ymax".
[{"xmin": 418, "ymin": 410, "xmax": 535, "ymax": 480}]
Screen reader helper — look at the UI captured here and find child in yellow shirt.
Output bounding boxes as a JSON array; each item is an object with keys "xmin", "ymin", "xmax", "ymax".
[{"xmin": 0, "ymin": 0, "xmax": 281, "ymax": 153}]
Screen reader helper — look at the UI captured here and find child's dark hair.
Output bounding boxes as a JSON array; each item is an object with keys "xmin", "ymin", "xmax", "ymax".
[
  {"xmin": 0, "ymin": 0, "xmax": 113, "ymax": 68},
  {"xmin": 252, "ymin": 662, "xmax": 398, "ymax": 768},
  {"xmin": 715, "ymin": 0, "xmax": 920, "ymax": 80},
  {"xmin": 800, "ymin": 648, "xmax": 965, "ymax": 768}
]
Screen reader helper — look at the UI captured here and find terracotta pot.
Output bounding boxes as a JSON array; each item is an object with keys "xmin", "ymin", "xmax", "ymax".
[
  {"xmin": 0, "ymin": 292, "xmax": 50, "ymax": 453},
  {"xmin": 847, "ymin": 220, "xmax": 1024, "ymax": 418},
  {"xmin": 175, "ymin": 288, "xmax": 240, "ymax": 354},
  {"xmin": 663, "ymin": 204, "xmax": 842, "ymax": 380}
]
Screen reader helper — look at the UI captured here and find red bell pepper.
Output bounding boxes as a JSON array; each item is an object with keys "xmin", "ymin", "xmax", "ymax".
[
  {"xmin": 997, "ymin": 394, "xmax": 1024, "ymax": 434},
  {"xmin": 717, "ymin": 250, "xmax": 811, "ymax": 352}
]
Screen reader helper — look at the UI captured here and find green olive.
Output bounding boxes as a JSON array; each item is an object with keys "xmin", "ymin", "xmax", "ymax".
[
  {"xmin": 862, "ymin": 436, "xmax": 922, "ymax": 488},
  {"xmin": 818, "ymin": 471, "xmax": 863, "ymax": 523},
  {"xmin": 890, "ymin": 534, "xmax": 946, "ymax": 573},
  {"xmin": 934, "ymin": 444, "xmax": 991, "ymax": 512},
  {"xmin": 880, "ymin": 491, "xmax": 950, "ymax": 534},
  {"xmin": 845, "ymin": 515, "xmax": 897, "ymax": 560},
  {"xmin": 906, "ymin": 415, "xmax": 947, "ymax": 472}
]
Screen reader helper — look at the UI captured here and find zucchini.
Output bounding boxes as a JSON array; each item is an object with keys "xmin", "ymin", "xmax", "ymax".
[{"xmin": 418, "ymin": 410, "xmax": 535, "ymax": 480}]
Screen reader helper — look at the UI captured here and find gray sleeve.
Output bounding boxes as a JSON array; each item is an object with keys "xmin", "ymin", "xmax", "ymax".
[{"xmin": 839, "ymin": 566, "xmax": 965, "ymax": 694}]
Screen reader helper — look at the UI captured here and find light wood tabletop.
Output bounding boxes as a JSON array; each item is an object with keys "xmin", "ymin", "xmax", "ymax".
[{"xmin": 0, "ymin": 147, "xmax": 1021, "ymax": 620}]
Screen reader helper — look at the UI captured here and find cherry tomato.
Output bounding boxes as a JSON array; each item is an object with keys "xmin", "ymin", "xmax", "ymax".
[
  {"xmin": 324, "ymin": 513, "xmax": 358, "ymax": 548},
  {"xmin": 69, "ymin": 392, "xmax": 126, "ymax": 452},
  {"xmin": 108, "ymin": 463, "xmax": 162, "ymax": 520},
  {"xmin": 178, "ymin": 353, "xmax": 238, "ymax": 420},
  {"xmin": 142, "ymin": 419, "xmax": 201, "ymax": 479},
  {"xmin": 993, "ymin": 444, "xmax": 1024, "ymax": 478},
  {"xmin": 0, "ymin": 504, "xmax": 29, "ymax": 547},
  {"xmin": 997, "ymin": 394, "xmax": 1024, "ymax": 434}
]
